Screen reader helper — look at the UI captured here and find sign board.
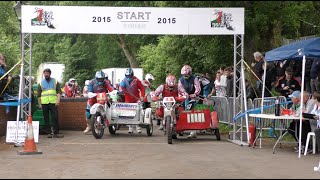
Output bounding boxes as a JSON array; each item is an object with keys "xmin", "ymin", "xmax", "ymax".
[
  {"xmin": 6, "ymin": 121, "xmax": 39, "ymax": 143},
  {"xmin": 21, "ymin": 6, "xmax": 244, "ymax": 35}
]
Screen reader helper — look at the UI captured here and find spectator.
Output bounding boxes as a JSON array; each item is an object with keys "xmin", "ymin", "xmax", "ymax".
[
  {"xmin": 310, "ymin": 58, "xmax": 320, "ymax": 94},
  {"xmin": 287, "ymin": 91, "xmax": 312, "ymax": 154},
  {"xmin": 198, "ymin": 73, "xmax": 211, "ymax": 98},
  {"xmin": 245, "ymin": 79, "xmax": 257, "ymax": 100},
  {"xmin": 260, "ymin": 62, "xmax": 276, "ymax": 97},
  {"xmin": 209, "ymin": 71, "xmax": 226, "ymax": 97},
  {"xmin": 304, "ymin": 58, "xmax": 313, "ymax": 93},
  {"xmin": 310, "ymin": 91, "xmax": 320, "ymax": 153},
  {"xmin": 37, "ymin": 68, "xmax": 62, "ymax": 137},
  {"xmin": 253, "ymin": 52, "xmax": 265, "ymax": 90},
  {"xmin": 274, "ymin": 67, "xmax": 301, "ymax": 98},
  {"xmin": 0, "ymin": 53, "xmax": 12, "ymax": 99},
  {"xmin": 224, "ymin": 67, "xmax": 234, "ymax": 98}
]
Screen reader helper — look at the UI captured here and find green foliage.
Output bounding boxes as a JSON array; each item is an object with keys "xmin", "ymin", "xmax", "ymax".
[{"xmin": 1, "ymin": 1, "xmax": 320, "ymax": 90}]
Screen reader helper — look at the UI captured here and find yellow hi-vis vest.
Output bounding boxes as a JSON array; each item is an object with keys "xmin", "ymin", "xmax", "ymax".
[{"xmin": 40, "ymin": 78, "xmax": 57, "ymax": 104}]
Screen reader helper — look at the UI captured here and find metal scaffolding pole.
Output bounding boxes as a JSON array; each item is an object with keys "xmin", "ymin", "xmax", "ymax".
[
  {"xmin": 14, "ymin": 32, "xmax": 32, "ymax": 146},
  {"xmin": 227, "ymin": 34, "xmax": 248, "ymax": 146}
]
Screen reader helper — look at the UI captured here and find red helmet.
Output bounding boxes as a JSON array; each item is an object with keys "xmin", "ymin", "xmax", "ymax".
[
  {"xmin": 181, "ymin": 65, "xmax": 192, "ymax": 75},
  {"xmin": 165, "ymin": 74, "xmax": 176, "ymax": 87}
]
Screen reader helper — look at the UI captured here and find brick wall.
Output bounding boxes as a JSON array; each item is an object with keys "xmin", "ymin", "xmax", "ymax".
[
  {"xmin": 0, "ymin": 106, "xmax": 17, "ymax": 136},
  {"xmin": 0, "ymin": 98, "xmax": 88, "ymax": 136},
  {"xmin": 58, "ymin": 97, "xmax": 87, "ymax": 131}
]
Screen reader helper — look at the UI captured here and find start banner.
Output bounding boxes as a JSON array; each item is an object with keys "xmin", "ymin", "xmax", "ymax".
[{"xmin": 21, "ymin": 6, "xmax": 244, "ymax": 35}]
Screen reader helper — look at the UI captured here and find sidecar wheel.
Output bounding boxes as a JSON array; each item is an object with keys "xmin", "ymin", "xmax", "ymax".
[
  {"xmin": 109, "ymin": 125, "xmax": 117, "ymax": 135},
  {"xmin": 146, "ymin": 124, "xmax": 153, "ymax": 136}
]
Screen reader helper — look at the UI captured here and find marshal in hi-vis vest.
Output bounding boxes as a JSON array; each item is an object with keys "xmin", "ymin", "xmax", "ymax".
[{"xmin": 40, "ymin": 78, "xmax": 57, "ymax": 104}]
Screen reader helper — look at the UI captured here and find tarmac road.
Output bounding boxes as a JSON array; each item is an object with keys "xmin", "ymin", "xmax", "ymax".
[{"xmin": 0, "ymin": 125, "xmax": 319, "ymax": 179}]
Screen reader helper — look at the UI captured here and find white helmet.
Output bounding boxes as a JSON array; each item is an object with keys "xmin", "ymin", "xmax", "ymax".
[
  {"xmin": 85, "ymin": 80, "xmax": 90, "ymax": 86},
  {"xmin": 145, "ymin": 73, "xmax": 155, "ymax": 84},
  {"xmin": 69, "ymin": 78, "xmax": 76, "ymax": 85}
]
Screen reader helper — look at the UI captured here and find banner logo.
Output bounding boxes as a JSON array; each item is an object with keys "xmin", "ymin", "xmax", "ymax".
[
  {"xmin": 210, "ymin": 10, "xmax": 234, "ymax": 31},
  {"xmin": 31, "ymin": 8, "xmax": 56, "ymax": 29}
]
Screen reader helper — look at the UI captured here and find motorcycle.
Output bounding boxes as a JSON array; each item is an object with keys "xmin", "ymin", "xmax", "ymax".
[
  {"xmin": 156, "ymin": 95, "xmax": 220, "ymax": 144},
  {"xmin": 88, "ymin": 91, "xmax": 111, "ymax": 139},
  {"xmin": 89, "ymin": 90, "xmax": 153, "ymax": 139},
  {"xmin": 160, "ymin": 96, "xmax": 185, "ymax": 144}
]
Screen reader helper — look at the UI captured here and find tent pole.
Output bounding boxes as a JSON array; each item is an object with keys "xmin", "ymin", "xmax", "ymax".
[
  {"xmin": 298, "ymin": 55, "xmax": 306, "ymax": 158},
  {"xmin": 259, "ymin": 59, "xmax": 267, "ymax": 148}
]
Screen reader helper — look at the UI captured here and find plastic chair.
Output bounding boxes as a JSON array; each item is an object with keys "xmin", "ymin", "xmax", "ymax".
[{"xmin": 304, "ymin": 132, "xmax": 316, "ymax": 155}]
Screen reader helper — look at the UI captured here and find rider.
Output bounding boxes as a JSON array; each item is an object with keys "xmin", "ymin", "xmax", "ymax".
[
  {"xmin": 178, "ymin": 65, "xmax": 201, "ymax": 139},
  {"xmin": 153, "ymin": 74, "xmax": 180, "ymax": 131},
  {"xmin": 119, "ymin": 68, "xmax": 145, "ymax": 134},
  {"xmin": 64, "ymin": 78, "xmax": 79, "ymax": 98},
  {"xmin": 83, "ymin": 70, "xmax": 114, "ymax": 134},
  {"xmin": 82, "ymin": 80, "xmax": 90, "ymax": 98},
  {"xmin": 105, "ymin": 73, "xmax": 112, "ymax": 85},
  {"xmin": 141, "ymin": 73, "xmax": 155, "ymax": 108}
]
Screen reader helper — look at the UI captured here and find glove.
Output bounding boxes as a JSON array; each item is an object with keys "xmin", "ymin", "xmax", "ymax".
[
  {"xmin": 152, "ymin": 96, "xmax": 158, "ymax": 101},
  {"xmin": 117, "ymin": 91, "xmax": 124, "ymax": 96}
]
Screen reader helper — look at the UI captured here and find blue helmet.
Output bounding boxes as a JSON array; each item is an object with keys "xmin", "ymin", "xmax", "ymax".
[
  {"xmin": 125, "ymin": 68, "xmax": 134, "ymax": 81},
  {"xmin": 95, "ymin": 70, "xmax": 105, "ymax": 86}
]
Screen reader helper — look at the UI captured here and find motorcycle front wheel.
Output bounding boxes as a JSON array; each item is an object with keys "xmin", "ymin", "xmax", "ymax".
[
  {"xmin": 91, "ymin": 114, "xmax": 105, "ymax": 139},
  {"xmin": 166, "ymin": 116, "xmax": 172, "ymax": 144}
]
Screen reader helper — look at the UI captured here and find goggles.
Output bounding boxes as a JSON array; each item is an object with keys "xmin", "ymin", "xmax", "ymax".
[{"xmin": 125, "ymin": 74, "xmax": 133, "ymax": 78}]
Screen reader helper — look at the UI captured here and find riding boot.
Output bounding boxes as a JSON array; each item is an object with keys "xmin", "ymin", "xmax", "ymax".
[{"xmin": 83, "ymin": 119, "xmax": 91, "ymax": 134}]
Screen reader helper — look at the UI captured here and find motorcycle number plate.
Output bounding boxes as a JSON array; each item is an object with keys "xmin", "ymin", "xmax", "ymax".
[{"xmin": 117, "ymin": 110, "xmax": 136, "ymax": 117}]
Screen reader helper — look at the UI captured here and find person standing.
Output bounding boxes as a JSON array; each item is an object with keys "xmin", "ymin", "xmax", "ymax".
[
  {"xmin": 310, "ymin": 58, "xmax": 320, "ymax": 94},
  {"xmin": 37, "ymin": 68, "xmax": 62, "ymax": 137},
  {"xmin": 253, "ymin": 52, "xmax": 265, "ymax": 91},
  {"xmin": 0, "ymin": 53, "xmax": 12, "ymax": 99}
]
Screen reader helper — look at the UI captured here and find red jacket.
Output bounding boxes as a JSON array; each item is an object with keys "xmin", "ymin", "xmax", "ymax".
[
  {"xmin": 119, "ymin": 76, "xmax": 145, "ymax": 103},
  {"xmin": 64, "ymin": 83, "xmax": 77, "ymax": 97}
]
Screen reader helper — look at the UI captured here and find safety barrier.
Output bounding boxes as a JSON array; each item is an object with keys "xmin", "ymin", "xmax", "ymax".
[
  {"xmin": 209, "ymin": 95, "xmax": 290, "ymax": 132},
  {"xmin": 208, "ymin": 96, "xmax": 230, "ymax": 124},
  {"xmin": 252, "ymin": 96, "xmax": 289, "ymax": 131}
]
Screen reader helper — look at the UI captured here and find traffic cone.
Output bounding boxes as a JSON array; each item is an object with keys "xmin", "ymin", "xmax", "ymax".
[{"xmin": 17, "ymin": 115, "xmax": 42, "ymax": 155}]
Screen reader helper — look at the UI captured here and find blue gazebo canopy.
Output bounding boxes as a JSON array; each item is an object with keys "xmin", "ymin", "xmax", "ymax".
[{"xmin": 265, "ymin": 37, "xmax": 320, "ymax": 61}]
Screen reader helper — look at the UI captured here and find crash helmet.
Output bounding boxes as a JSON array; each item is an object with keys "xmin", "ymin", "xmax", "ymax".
[
  {"xmin": 145, "ymin": 73, "xmax": 155, "ymax": 84},
  {"xmin": 165, "ymin": 74, "xmax": 176, "ymax": 90},
  {"xmin": 125, "ymin": 68, "xmax": 134, "ymax": 81},
  {"xmin": 181, "ymin": 65, "xmax": 192, "ymax": 76},
  {"xmin": 95, "ymin": 70, "xmax": 105, "ymax": 86},
  {"xmin": 84, "ymin": 80, "xmax": 90, "ymax": 86},
  {"xmin": 68, "ymin": 78, "xmax": 76, "ymax": 86}
]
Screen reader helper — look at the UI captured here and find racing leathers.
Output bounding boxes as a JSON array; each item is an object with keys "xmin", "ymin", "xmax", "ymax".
[{"xmin": 119, "ymin": 76, "xmax": 145, "ymax": 133}]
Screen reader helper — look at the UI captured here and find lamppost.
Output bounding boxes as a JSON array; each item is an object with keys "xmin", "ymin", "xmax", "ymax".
[{"xmin": 13, "ymin": 1, "xmax": 25, "ymax": 147}]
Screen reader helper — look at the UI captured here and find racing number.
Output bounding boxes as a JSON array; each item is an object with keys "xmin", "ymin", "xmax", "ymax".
[
  {"xmin": 92, "ymin": 16, "xmax": 111, "ymax": 23},
  {"xmin": 157, "ymin": 18, "xmax": 176, "ymax": 24}
]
